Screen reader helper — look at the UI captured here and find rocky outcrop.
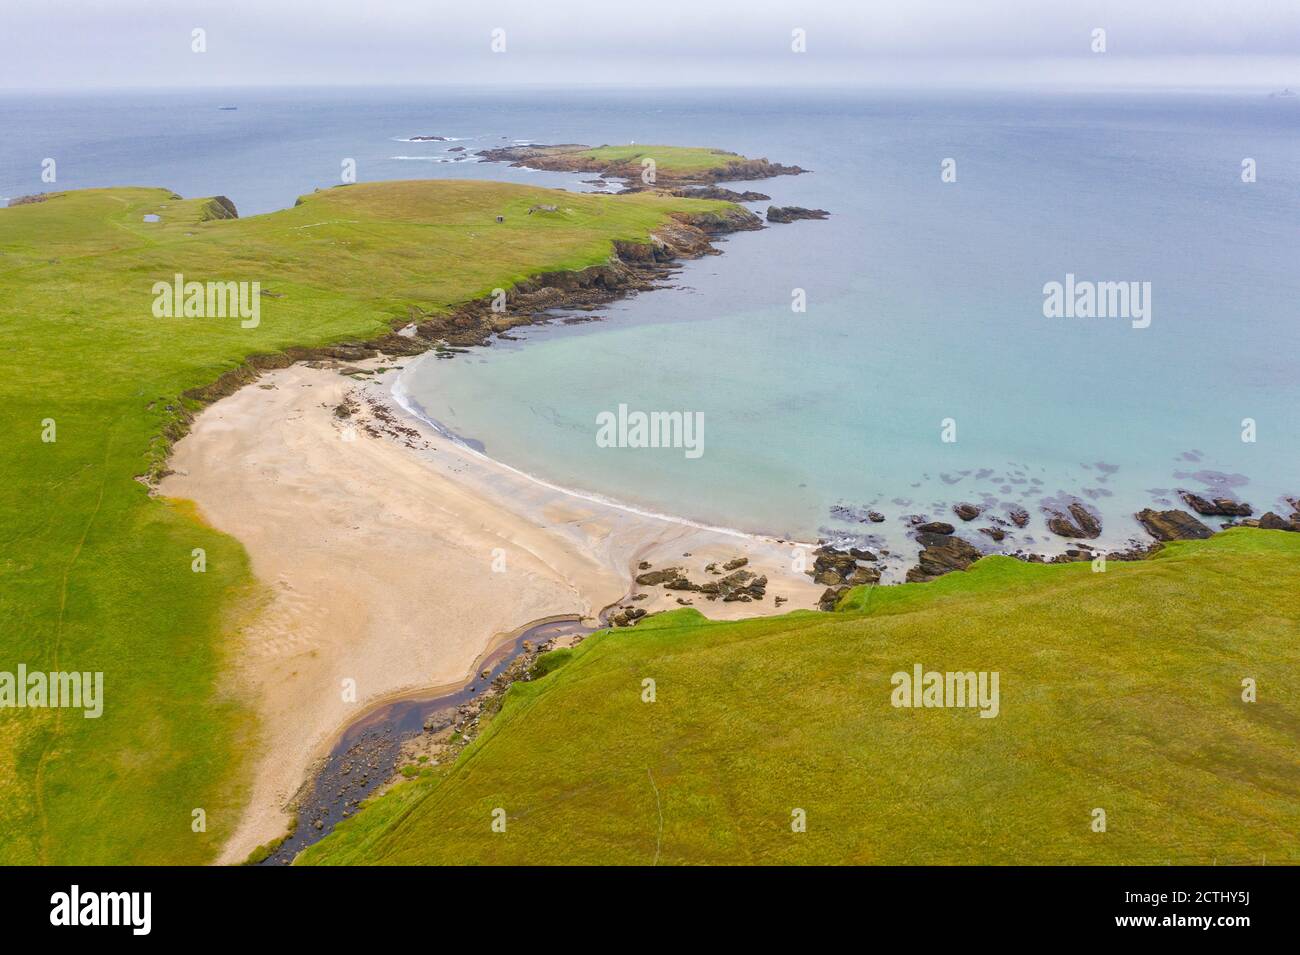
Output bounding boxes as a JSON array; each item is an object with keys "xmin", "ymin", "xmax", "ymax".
[
  {"xmin": 766, "ymin": 206, "xmax": 830, "ymax": 223},
  {"xmin": 953, "ymin": 503, "xmax": 981, "ymax": 521},
  {"xmin": 1045, "ymin": 502, "xmax": 1102, "ymax": 539},
  {"xmin": 916, "ymin": 521, "xmax": 954, "ymax": 535},
  {"xmin": 818, "ymin": 586, "xmax": 849, "ymax": 612},
  {"xmin": 611, "ymin": 607, "xmax": 647, "ymax": 627},
  {"xmin": 634, "ymin": 562, "xmax": 767, "ymax": 602},
  {"xmin": 670, "ymin": 186, "xmax": 771, "ymax": 202},
  {"xmin": 6, "ymin": 192, "xmax": 52, "ymax": 207},
  {"xmin": 808, "ymin": 546, "xmax": 880, "ymax": 591},
  {"xmin": 906, "ymin": 533, "xmax": 981, "ymax": 582},
  {"xmin": 1007, "ymin": 507, "xmax": 1030, "ymax": 528},
  {"xmin": 1257, "ymin": 512, "xmax": 1299, "ymax": 531},
  {"xmin": 201, "ymin": 195, "xmax": 239, "ymax": 220},
  {"xmin": 1179, "ymin": 491, "xmax": 1252, "ymax": 517},
  {"xmin": 1135, "ymin": 509, "xmax": 1213, "ymax": 541},
  {"xmin": 634, "ymin": 567, "xmax": 683, "ymax": 586}
]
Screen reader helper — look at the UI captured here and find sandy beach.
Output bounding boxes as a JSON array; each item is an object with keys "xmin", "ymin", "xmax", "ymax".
[{"xmin": 159, "ymin": 357, "xmax": 825, "ymax": 864}]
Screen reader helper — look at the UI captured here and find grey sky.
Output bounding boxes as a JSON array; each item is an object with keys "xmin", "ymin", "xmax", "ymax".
[{"xmin": 4, "ymin": 0, "xmax": 1299, "ymax": 90}]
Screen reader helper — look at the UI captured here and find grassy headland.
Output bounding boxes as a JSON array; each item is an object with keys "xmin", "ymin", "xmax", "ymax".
[
  {"xmin": 0, "ymin": 179, "xmax": 743, "ymax": 864},
  {"xmin": 476, "ymin": 143, "xmax": 806, "ymax": 186},
  {"xmin": 300, "ymin": 530, "xmax": 1300, "ymax": 865}
]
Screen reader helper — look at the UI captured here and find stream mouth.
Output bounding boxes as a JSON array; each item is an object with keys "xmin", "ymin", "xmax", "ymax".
[{"xmin": 256, "ymin": 616, "xmax": 595, "ymax": 865}]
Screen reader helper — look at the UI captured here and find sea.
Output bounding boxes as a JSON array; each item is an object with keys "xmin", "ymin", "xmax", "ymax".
[{"xmin": 5, "ymin": 86, "xmax": 1297, "ymax": 552}]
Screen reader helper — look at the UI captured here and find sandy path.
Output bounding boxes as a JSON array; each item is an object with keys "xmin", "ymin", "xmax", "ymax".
[{"xmin": 159, "ymin": 361, "xmax": 824, "ymax": 864}]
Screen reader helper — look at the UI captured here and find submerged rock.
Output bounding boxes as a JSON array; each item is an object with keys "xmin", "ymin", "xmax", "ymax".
[
  {"xmin": 1179, "ymin": 491, "xmax": 1252, "ymax": 517},
  {"xmin": 766, "ymin": 205, "xmax": 830, "ymax": 223},
  {"xmin": 915, "ymin": 521, "xmax": 955, "ymax": 535},
  {"xmin": 953, "ymin": 503, "xmax": 981, "ymax": 521},
  {"xmin": 1046, "ymin": 502, "xmax": 1102, "ymax": 539}
]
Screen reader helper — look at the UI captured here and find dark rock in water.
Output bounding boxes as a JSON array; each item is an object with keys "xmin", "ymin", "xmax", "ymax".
[
  {"xmin": 409, "ymin": 135, "xmax": 448, "ymax": 141},
  {"xmin": 907, "ymin": 533, "xmax": 981, "ymax": 582},
  {"xmin": 916, "ymin": 521, "xmax": 955, "ymax": 535},
  {"xmin": 1257, "ymin": 512, "xmax": 1297, "ymax": 531},
  {"xmin": 848, "ymin": 547, "xmax": 878, "ymax": 561},
  {"xmin": 1046, "ymin": 502, "xmax": 1102, "ymax": 539},
  {"xmin": 1069, "ymin": 502, "xmax": 1102, "ymax": 538},
  {"xmin": 1180, "ymin": 491, "xmax": 1252, "ymax": 517},
  {"xmin": 980, "ymin": 527, "xmax": 1006, "ymax": 542},
  {"xmin": 953, "ymin": 503, "xmax": 981, "ymax": 522},
  {"xmin": 1135, "ymin": 509, "xmax": 1213, "ymax": 541},
  {"xmin": 867, "ymin": 510, "xmax": 886, "ymax": 523},
  {"xmin": 818, "ymin": 586, "xmax": 849, "ymax": 612},
  {"xmin": 766, "ymin": 205, "xmax": 830, "ymax": 223},
  {"xmin": 1007, "ymin": 507, "xmax": 1030, "ymax": 528},
  {"xmin": 671, "ymin": 186, "xmax": 771, "ymax": 202}
]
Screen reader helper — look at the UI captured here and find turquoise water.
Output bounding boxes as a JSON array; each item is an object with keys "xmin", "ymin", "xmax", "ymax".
[
  {"xmin": 395, "ymin": 91, "xmax": 1300, "ymax": 546},
  {"xmin": 6, "ymin": 87, "xmax": 1296, "ymax": 548}
]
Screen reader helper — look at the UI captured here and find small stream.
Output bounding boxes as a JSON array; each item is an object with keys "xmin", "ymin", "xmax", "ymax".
[{"xmin": 256, "ymin": 616, "xmax": 595, "ymax": 865}]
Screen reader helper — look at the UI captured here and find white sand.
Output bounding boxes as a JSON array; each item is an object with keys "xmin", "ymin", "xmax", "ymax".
[{"xmin": 159, "ymin": 360, "xmax": 824, "ymax": 864}]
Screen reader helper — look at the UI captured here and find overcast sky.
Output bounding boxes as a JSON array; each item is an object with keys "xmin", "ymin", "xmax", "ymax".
[{"xmin": 4, "ymin": 0, "xmax": 1299, "ymax": 91}]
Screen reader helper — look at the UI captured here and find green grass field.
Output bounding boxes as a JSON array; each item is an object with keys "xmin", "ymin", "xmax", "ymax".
[
  {"xmin": 300, "ymin": 530, "xmax": 1300, "ymax": 865},
  {"xmin": 576, "ymin": 144, "xmax": 744, "ymax": 173},
  {"xmin": 0, "ymin": 180, "xmax": 734, "ymax": 864}
]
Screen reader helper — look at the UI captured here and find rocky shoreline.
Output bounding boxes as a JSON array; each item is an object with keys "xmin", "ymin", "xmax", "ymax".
[{"xmin": 155, "ymin": 202, "xmax": 762, "ymax": 482}]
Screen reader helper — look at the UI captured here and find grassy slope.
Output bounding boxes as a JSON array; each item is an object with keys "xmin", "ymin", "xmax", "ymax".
[
  {"xmin": 301, "ymin": 531, "xmax": 1300, "ymax": 865},
  {"xmin": 0, "ymin": 180, "xmax": 734, "ymax": 864}
]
